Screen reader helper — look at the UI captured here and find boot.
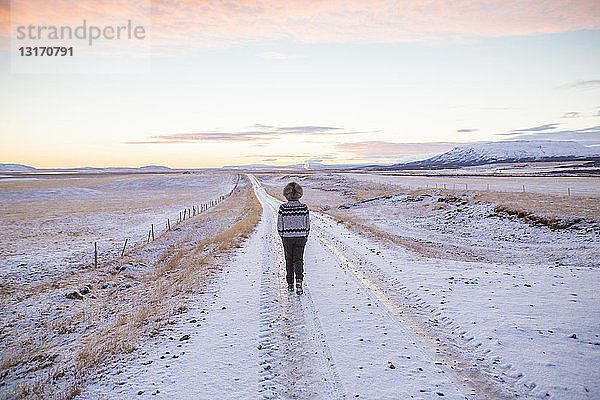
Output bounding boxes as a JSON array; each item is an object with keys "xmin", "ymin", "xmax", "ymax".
[
  {"xmin": 296, "ymin": 280, "xmax": 303, "ymax": 295},
  {"xmin": 287, "ymin": 283, "xmax": 294, "ymax": 291}
]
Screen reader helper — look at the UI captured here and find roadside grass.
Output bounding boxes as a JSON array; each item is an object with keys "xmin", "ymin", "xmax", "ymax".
[
  {"xmin": 472, "ymin": 190, "xmax": 600, "ymax": 221},
  {"xmin": 1, "ymin": 176, "xmax": 261, "ymax": 399}
]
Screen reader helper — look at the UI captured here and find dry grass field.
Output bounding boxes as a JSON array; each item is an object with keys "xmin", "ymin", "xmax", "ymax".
[
  {"xmin": 0, "ymin": 173, "xmax": 235, "ymax": 285},
  {"xmin": 0, "ymin": 174, "xmax": 261, "ymax": 399}
]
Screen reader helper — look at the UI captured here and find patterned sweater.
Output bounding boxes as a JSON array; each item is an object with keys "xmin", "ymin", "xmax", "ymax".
[{"xmin": 277, "ymin": 201, "xmax": 310, "ymax": 237}]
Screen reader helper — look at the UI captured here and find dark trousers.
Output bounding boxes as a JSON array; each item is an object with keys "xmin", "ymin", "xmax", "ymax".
[{"xmin": 282, "ymin": 236, "xmax": 307, "ymax": 285}]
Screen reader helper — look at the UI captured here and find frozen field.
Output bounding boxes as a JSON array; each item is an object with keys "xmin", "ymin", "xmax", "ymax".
[
  {"xmin": 0, "ymin": 173, "xmax": 254, "ymax": 399},
  {"xmin": 260, "ymin": 172, "xmax": 600, "ymax": 266},
  {"xmin": 0, "ymin": 173, "xmax": 237, "ymax": 285},
  {"xmin": 2, "ymin": 171, "xmax": 598, "ymax": 399},
  {"xmin": 80, "ymin": 174, "xmax": 600, "ymax": 399},
  {"xmin": 343, "ymin": 172, "xmax": 600, "ymax": 197}
]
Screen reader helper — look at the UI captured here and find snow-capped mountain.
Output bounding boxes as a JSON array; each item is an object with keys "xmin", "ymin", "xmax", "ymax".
[
  {"xmin": 396, "ymin": 140, "xmax": 600, "ymax": 168},
  {"xmin": 0, "ymin": 163, "xmax": 37, "ymax": 172}
]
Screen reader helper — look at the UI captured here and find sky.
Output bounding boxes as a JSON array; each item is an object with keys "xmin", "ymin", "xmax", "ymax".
[{"xmin": 0, "ymin": 0, "xmax": 599, "ymax": 168}]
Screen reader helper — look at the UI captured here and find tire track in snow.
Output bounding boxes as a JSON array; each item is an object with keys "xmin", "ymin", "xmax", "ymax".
[
  {"xmin": 256, "ymin": 210, "xmax": 283, "ymax": 399},
  {"xmin": 310, "ymin": 212, "xmax": 524, "ymax": 400},
  {"xmin": 313, "ymin": 212, "xmax": 537, "ymax": 397},
  {"xmin": 265, "ymin": 201, "xmax": 346, "ymax": 400},
  {"xmin": 252, "ymin": 175, "xmax": 528, "ymax": 399},
  {"xmin": 252, "ymin": 175, "xmax": 469, "ymax": 399},
  {"xmin": 251, "ymin": 175, "xmax": 345, "ymax": 399}
]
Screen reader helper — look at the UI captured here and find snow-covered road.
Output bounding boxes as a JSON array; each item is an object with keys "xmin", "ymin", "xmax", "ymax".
[
  {"xmin": 81, "ymin": 174, "xmax": 599, "ymax": 399},
  {"xmin": 249, "ymin": 174, "xmax": 476, "ymax": 400}
]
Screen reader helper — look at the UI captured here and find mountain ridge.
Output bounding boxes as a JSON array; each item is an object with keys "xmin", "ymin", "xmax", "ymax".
[{"xmin": 381, "ymin": 140, "xmax": 600, "ymax": 169}]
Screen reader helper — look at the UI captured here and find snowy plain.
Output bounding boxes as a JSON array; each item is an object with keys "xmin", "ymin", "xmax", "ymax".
[
  {"xmin": 2, "ymin": 170, "xmax": 598, "ymax": 399},
  {"xmin": 80, "ymin": 174, "xmax": 599, "ymax": 399},
  {"xmin": 0, "ymin": 173, "xmax": 236, "ymax": 284},
  {"xmin": 81, "ymin": 175, "xmax": 477, "ymax": 399},
  {"xmin": 343, "ymin": 172, "xmax": 600, "ymax": 197}
]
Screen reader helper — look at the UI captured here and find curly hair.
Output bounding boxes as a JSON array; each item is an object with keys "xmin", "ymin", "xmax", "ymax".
[{"xmin": 283, "ymin": 181, "xmax": 303, "ymax": 201}]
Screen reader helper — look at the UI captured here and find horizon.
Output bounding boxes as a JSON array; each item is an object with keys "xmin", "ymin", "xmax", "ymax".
[
  {"xmin": 1, "ymin": 1, "xmax": 600, "ymax": 168},
  {"xmin": 2, "ymin": 138, "xmax": 599, "ymax": 170}
]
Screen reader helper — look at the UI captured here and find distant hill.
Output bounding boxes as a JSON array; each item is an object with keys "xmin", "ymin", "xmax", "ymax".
[
  {"xmin": 0, "ymin": 164, "xmax": 173, "ymax": 173},
  {"xmin": 381, "ymin": 140, "xmax": 600, "ymax": 169},
  {"xmin": 138, "ymin": 165, "xmax": 172, "ymax": 171},
  {"xmin": 0, "ymin": 163, "xmax": 37, "ymax": 172}
]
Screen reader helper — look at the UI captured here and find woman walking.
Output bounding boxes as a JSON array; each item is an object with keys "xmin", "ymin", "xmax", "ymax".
[{"xmin": 277, "ymin": 182, "xmax": 310, "ymax": 295}]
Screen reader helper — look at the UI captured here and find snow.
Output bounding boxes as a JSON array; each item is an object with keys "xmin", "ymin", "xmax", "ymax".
[
  {"xmin": 0, "ymin": 173, "xmax": 237, "ymax": 285},
  {"xmin": 6, "ymin": 171, "xmax": 593, "ymax": 399},
  {"xmin": 343, "ymin": 172, "xmax": 600, "ymax": 197},
  {"xmin": 337, "ymin": 192, "xmax": 600, "ymax": 267},
  {"xmin": 312, "ymin": 212, "xmax": 600, "ymax": 398},
  {"xmin": 415, "ymin": 140, "xmax": 600, "ymax": 166},
  {"xmin": 81, "ymin": 236, "xmax": 263, "ymax": 399},
  {"xmin": 81, "ymin": 174, "xmax": 600, "ymax": 399}
]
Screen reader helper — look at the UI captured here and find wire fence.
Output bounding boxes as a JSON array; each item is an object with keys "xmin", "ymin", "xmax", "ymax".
[
  {"xmin": 91, "ymin": 174, "xmax": 241, "ymax": 268},
  {"xmin": 344, "ymin": 173, "xmax": 599, "ymax": 197}
]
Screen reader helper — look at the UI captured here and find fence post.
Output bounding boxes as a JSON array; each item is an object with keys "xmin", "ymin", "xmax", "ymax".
[
  {"xmin": 568, "ymin": 188, "xmax": 571, "ymax": 196},
  {"xmin": 487, "ymin": 183, "xmax": 489, "ymax": 191},
  {"xmin": 94, "ymin": 242, "xmax": 97, "ymax": 267},
  {"xmin": 121, "ymin": 238, "xmax": 128, "ymax": 256},
  {"xmin": 151, "ymin": 224, "xmax": 154, "ymax": 241},
  {"xmin": 168, "ymin": 218, "xmax": 171, "ymax": 230}
]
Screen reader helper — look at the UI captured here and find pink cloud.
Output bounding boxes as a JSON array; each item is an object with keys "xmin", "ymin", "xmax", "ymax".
[
  {"xmin": 3, "ymin": 0, "xmax": 599, "ymax": 52},
  {"xmin": 150, "ymin": 0, "xmax": 600, "ymax": 46},
  {"xmin": 337, "ymin": 141, "xmax": 459, "ymax": 157}
]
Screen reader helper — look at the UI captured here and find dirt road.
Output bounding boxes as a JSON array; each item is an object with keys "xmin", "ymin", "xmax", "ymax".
[{"xmin": 81, "ymin": 175, "xmax": 534, "ymax": 399}]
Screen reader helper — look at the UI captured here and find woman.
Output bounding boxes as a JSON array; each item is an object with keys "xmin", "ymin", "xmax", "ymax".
[{"xmin": 277, "ymin": 182, "xmax": 310, "ymax": 295}]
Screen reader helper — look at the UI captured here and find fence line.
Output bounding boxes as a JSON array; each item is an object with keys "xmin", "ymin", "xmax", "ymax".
[
  {"xmin": 398, "ymin": 180, "xmax": 576, "ymax": 197},
  {"xmin": 91, "ymin": 173, "xmax": 242, "ymax": 268}
]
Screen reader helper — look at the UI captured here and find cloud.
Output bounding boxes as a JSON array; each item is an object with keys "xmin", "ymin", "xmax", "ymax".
[
  {"xmin": 498, "ymin": 124, "xmax": 600, "ymax": 143},
  {"xmin": 246, "ymin": 154, "xmax": 335, "ymax": 160},
  {"xmin": 336, "ymin": 141, "xmax": 459, "ymax": 157},
  {"xmin": 457, "ymin": 128, "xmax": 479, "ymax": 133},
  {"xmin": 125, "ymin": 124, "xmax": 373, "ymax": 144},
  {"xmin": 557, "ymin": 80, "xmax": 600, "ymax": 89},
  {"xmin": 251, "ymin": 154, "xmax": 336, "ymax": 164},
  {"xmin": 508, "ymin": 123, "xmax": 559, "ymax": 133},
  {"xmin": 4, "ymin": 0, "xmax": 600, "ymax": 52},
  {"xmin": 562, "ymin": 112, "xmax": 580, "ymax": 118}
]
